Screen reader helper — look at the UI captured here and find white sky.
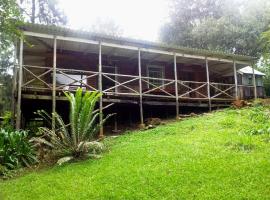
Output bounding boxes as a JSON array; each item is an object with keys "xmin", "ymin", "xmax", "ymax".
[{"xmin": 58, "ymin": 0, "xmax": 170, "ymax": 41}]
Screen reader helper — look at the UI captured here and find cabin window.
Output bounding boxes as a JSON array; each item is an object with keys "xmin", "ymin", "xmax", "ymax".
[
  {"xmin": 247, "ymin": 75, "xmax": 253, "ymax": 85},
  {"xmin": 147, "ymin": 65, "xmax": 164, "ymax": 88},
  {"xmin": 256, "ymin": 77, "xmax": 263, "ymax": 86}
]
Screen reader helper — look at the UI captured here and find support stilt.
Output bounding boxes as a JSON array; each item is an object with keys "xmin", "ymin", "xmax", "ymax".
[
  {"xmin": 205, "ymin": 58, "xmax": 211, "ymax": 112},
  {"xmin": 98, "ymin": 42, "xmax": 104, "ymax": 138},
  {"xmin": 138, "ymin": 49, "xmax": 144, "ymax": 128},
  {"xmin": 16, "ymin": 38, "xmax": 23, "ymax": 130},
  {"xmin": 173, "ymin": 53, "xmax": 179, "ymax": 119}
]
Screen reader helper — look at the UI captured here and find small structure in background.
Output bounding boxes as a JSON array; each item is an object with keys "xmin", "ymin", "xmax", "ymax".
[{"xmin": 238, "ymin": 66, "xmax": 265, "ymax": 99}]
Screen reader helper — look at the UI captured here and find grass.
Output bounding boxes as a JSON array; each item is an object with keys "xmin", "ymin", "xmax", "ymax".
[{"xmin": 1, "ymin": 106, "xmax": 270, "ymax": 199}]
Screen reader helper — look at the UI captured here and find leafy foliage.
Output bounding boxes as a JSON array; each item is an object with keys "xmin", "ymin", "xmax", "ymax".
[
  {"xmin": 19, "ymin": 0, "xmax": 67, "ymax": 25},
  {"xmin": 0, "ymin": 129, "xmax": 37, "ymax": 176},
  {"xmin": 0, "ymin": 111, "xmax": 13, "ymax": 131},
  {"xmin": 0, "ymin": 0, "xmax": 22, "ymax": 49},
  {"xmin": 161, "ymin": 0, "xmax": 270, "ymax": 56},
  {"xmin": 32, "ymin": 88, "xmax": 113, "ymax": 159},
  {"xmin": 2, "ymin": 106, "xmax": 270, "ymax": 199}
]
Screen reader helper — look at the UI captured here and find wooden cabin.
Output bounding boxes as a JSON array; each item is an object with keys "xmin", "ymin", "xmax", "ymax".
[
  {"xmin": 237, "ymin": 66, "xmax": 265, "ymax": 99},
  {"xmin": 14, "ymin": 24, "xmax": 259, "ymax": 136}
]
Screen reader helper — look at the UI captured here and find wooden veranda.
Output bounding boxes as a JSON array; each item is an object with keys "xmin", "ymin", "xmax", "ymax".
[{"xmin": 14, "ymin": 24, "xmax": 258, "ymax": 137}]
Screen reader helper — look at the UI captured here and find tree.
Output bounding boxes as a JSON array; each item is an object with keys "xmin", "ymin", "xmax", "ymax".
[
  {"xmin": 0, "ymin": 0, "xmax": 22, "ymax": 49},
  {"xmin": 90, "ymin": 18, "xmax": 123, "ymax": 36},
  {"xmin": 19, "ymin": 0, "xmax": 67, "ymax": 25},
  {"xmin": 160, "ymin": 0, "xmax": 270, "ymax": 57},
  {"xmin": 0, "ymin": 0, "xmax": 67, "ymax": 115},
  {"xmin": 0, "ymin": 0, "xmax": 22, "ymax": 115}
]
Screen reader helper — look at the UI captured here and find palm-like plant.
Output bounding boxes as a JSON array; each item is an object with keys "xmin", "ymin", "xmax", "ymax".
[{"xmin": 32, "ymin": 88, "xmax": 112, "ymax": 158}]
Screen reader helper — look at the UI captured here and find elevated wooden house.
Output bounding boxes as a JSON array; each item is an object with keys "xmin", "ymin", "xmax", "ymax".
[{"xmin": 14, "ymin": 24, "xmax": 259, "ymax": 136}]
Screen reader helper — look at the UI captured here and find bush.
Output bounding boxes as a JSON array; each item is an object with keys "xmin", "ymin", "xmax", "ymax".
[
  {"xmin": 0, "ymin": 111, "xmax": 13, "ymax": 131},
  {"xmin": 0, "ymin": 129, "xmax": 37, "ymax": 175}
]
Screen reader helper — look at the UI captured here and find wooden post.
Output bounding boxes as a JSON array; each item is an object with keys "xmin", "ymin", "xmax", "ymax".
[
  {"xmin": 98, "ymin": 42, "xmax": 104, "ymax": 138},
  {"xmin": 233, "ymin": 60, "xmax": 238, "ymax": 100},
  {"xmin": 12, "ymin": 40, "xmax": 18, "ymax": 127},
  {"xmin": 138, "ymin": 49, "xmax": 144, "ymax": 127},
  {"xmin": 252, "ymin": 65, "xmax": 257, "ymax": 99},
  {"xmin": 16, "ymin": 38, "xmax": 23, "ymax": 130},
  {"xmin": 52, "ymin": 36, "xmax": 57, "ymax": 130},
  {"xmin": 205, "ymin": 58, "xmax": 211, "ymax": 111},
  {"xmin": 173, "ymin": 53, "xmax": 179, "ymax": 119}
]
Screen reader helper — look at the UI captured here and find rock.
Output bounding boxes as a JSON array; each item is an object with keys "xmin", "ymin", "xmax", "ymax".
[
  {"xmin": 108, "ymin": 135, "xmax": 119, "ymax": 139},
  {"xmin": 145, "ymin": 118, "xmax": 162, "ymax": 126},
  {"xmin": 138, "ymin": 123, "xmax": 146, "ymax": 129},
  {"xmin": 57, "ymin": 156, "xmax": 73, "ymax": 166},
  {"xmin": 190, "ymin": 112, "xmax": 197, "ymax": 117},
  {"xmin": 84, "ymin": 141, "xmax": 104, "ymax": 154},
  {"xmin": 145, "ymin": 124, "xmax": 155, "ymax": 129},
  {"xmin": 88, "ymin": 154, "xmax": 102, "ymax": 159},
  {"xmin": 232, "ymin": 100, "xmax": 249, "ymax": 108}
]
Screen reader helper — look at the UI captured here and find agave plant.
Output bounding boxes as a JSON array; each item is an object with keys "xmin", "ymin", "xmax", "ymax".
[{"xmin": 32, "ymin": 88, "xmax": 112, "ymax": 159}]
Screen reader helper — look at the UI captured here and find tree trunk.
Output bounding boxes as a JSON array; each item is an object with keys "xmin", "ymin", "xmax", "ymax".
[{"xmin": 31, "ymin": 0, "xmax": 36, "ymax": 23}]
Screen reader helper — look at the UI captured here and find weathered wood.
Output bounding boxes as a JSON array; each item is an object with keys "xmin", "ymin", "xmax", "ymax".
[
  {"xmin": 138, "ymin": 49, "xmax": 144, "ymax": 125},
  {"xmin": 142, "ymin": 79, "xmax": 175, "ymax": 97},
  {"xmin": 98, "ymin": 42, "xmax": 104, "ymax": 138},
  {"xmin": 52, "ymin": 36, "xmax": 57, "ymax": 131},
  {"xmin": 16, "ymin": 38, "xmax": 23, "ymax": 130},
  {"xmin": 102, "ymin": 74, "xmax": 139, "ymax": 94},
  {"xmin": 12, "ymin": 40, "xmax": 18, "ymax": 127},
  {"xmin": 174, "ymin": 54, "xmax": 179, "ymax": 119},
  {"xmin": 22, "ymin": 66, "xmax": 52, "ymax": 88},
  {"xmin": 178, "ymin": 81, "xmax": 208, "ymax": 98},
  {"xmin": 210, "ymin": 84, "xmax": 234, "ymax": 99},
  {"xmin": 24, "ymin": 31, "xmax": 252, "ymax": 65},
  {"xmin": 233, "ymin": 61, "xmax": 238, "ymax": 100},
  {"xmin": 205, "ymin": 58, "xmax": 212, "ymax": 111},
  {"xmin": 252, "ymin": 66, "xmax": 257, "ymax": 99}
]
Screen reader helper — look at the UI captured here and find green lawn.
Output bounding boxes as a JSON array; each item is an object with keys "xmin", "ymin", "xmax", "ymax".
[{"xmin": 1, "ymin": 107, "xmax": 270, "ymax": 199}]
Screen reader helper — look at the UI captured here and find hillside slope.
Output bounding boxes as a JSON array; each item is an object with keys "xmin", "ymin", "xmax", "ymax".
[{"xmin": 1, "ymin": 107, "xmax": 270, "ymax": 200}]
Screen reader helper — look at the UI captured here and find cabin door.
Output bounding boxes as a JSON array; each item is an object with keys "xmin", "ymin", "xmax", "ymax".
[{"xmin": 102, "ymin": 66, "xmax": 118, "ymax": 92}]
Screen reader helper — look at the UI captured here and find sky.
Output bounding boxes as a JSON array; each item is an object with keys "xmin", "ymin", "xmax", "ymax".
[{"xmin": 58, "ymin": 0, "xmax": 170, "ymax": 41}]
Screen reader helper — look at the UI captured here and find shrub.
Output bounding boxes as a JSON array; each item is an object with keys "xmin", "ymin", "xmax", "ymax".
[
  {"xmin": 0, "ymin": 111, "xmax": 13, "ymax": 131},
  {"xmin": 0, "ymin": 129, "xmax": 37, "ymax": 175},
  {"xmin": 248, "ymin": 106, "xmax": 270, "ymax": 124},
  {"xmin": 31, "ymin": 88, "xmax": 113, "ymax": 161}
]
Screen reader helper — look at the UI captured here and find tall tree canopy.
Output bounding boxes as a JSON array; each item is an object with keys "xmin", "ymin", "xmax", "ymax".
[
  {"xmin": 0, "ymin": 0, "xmax": 22, "ymax": 49},
  {"xmin": 19, "ymin": 0, "xmax": 67, "ymax": 25},
  {"xmin": 0, "ymin": 0, "xmax": 67, "ymax": 115},
  {"xmin": 160, "ymin": 0, "xmax": 270, "ymax": 57}
]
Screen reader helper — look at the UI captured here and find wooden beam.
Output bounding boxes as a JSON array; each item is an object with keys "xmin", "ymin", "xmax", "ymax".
[
  {"xmin": 52, "ymin": 36, "xmax": 57, "ymax": 130},
  {"xmin": 205, "ymin": 58, "xmax": 211, "ymax": 111},
  {"xmin": 174, "ymin": 54, "xmax": 179, "ymax": 119},
  {"xmin": 252, "ymin": 66, "xmax": 257, "ymax": 99},
  {"xmin": 24, "ymin": 31, "xmax": 252, "ymax": 65},
  {"xmin": 138, "ymin": 49, "xmax": 144, "ymax": 126},
  {"xmin": 16, "ymin": 38, "xmax": 23, "ymax": 130},
  {"xmin": 233, "ymin": 60, "xmax": 238, "ymax": 100},
  {"xmin": 98, "ymin": 42, "xmax": 104, "ymax": 138}
]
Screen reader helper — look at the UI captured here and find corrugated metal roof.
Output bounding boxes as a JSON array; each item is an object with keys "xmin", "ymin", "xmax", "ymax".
[
  {"xmin": 21, "ymin": 23, "xmax": 257, "ymax": 63},
  {"xmin": 238, "ymin": 66, "xmax": 265, "ymax": 76}
]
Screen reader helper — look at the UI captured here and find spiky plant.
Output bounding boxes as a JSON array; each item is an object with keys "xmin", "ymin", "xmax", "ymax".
[{"xmin": 32, "ymin": 88, "xmax": 112, "ymax": 158}]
